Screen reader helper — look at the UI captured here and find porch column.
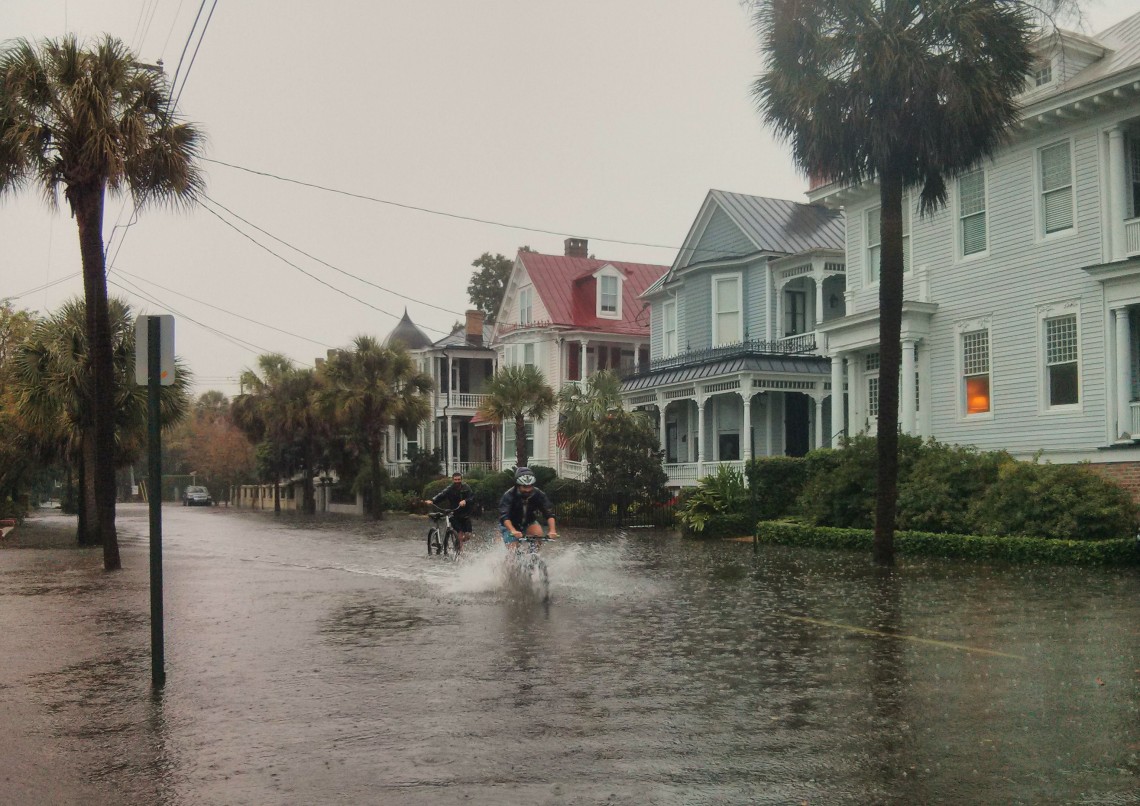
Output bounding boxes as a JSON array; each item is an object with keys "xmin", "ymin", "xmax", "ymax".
[
  {"xmin": 634, "ymin": 345, "xmax": 642, "ymax": 373},
  {"xmin": 447, "ymin": 354, "xmax": 454, "ymax": 408},
  {"xmin": 815, "ymin": 270, "xmax": 825, "ymax": 326},
  {"xmin": 740, "ymin": 392, "xmax": 753, "ymax": 462},
  {"xmin": 696, "ymin": 395, "xmax": 706, "ymax": 478},
  {"xmin": 901, "ymin": 339, "xmax": 917, "ymax": 435},
  {"xmin": 830, "ymin": 352, "xmax": 845, "ymax": 446},
  {"xmin": 1115, "ymin": 307, "xmax": 1132, "ymax": 439},
  {"xmin": 766, "ymin": 395, "xmax": 775, "ymax": 456},
  {"xmin": 813, "ymin": 392, "xmax": 825, "ymax": 449},
  {"xmin": 580, "ymin": 340, "xmax": 589, "ymax": 380},
  {"xmin": 656, "ymin": 394, "xmax": 666, "ymax": 452},
  {"xmin": 446, "ymin": 414, "xmax": 454, "ymax": 472},
  {"xmin": 1109, "ymin": 126, "xmax": 1128, "ymax": 262}
]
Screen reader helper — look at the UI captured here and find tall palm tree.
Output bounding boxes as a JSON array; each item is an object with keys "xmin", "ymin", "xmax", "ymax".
[
  {"xmin": 556, "ymin": 369, "xmax": 624, "ymax": 462},
  {"xmin": 232, "ymin": 354, "xmax": 295, "ymax": 514},
  {"xmin": 320, "ymin": 337, "xmax": 432, "ymax": 519},
  {"xmin": 0, "ymin": 35, "xmax": 205, "ymax": 570},
  {"xmin": 478, "ymin": 364, "xmax": 556, "ymax": 470},
  {"xmin": 12, "ymin": 297, "xmax": 191, "ymax": 543},
  {"xmin": 753, "ymin": 0, "xmax": 1035, "ymax": 565}
]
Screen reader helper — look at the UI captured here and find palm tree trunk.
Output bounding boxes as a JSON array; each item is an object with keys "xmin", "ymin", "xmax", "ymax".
[
  {"xmin": 79, "ymin": 435, "xmax": 99, "ymax": 545},
  {"xmin": 369, "ymin": 440, "xmax": 383, "ymax": 520},
  {"xmin": 72, "ymin": 182, "xmax": 120, "ymax": 570},
  {"xmin": 515, "ymin": 414, "xmax": 527, "ymax": 469},
  {"xmin": 873, "ymin": 169, "xmax": 904, "ymax": 567}
]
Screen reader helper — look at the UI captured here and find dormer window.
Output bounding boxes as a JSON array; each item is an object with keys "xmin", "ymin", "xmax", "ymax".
[
  {"xmin": 1033, "ymin": 59, "xmax": 1053, "ymax": 88},
  {"xmin": 594, "ymin": 266, "xmax": 623, "ymax": 319}
]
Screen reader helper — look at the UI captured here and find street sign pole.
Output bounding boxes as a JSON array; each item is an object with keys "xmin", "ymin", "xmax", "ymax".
[{"xmin": 147, "ymin": 316, "xmax": 166, "ymax": 689}]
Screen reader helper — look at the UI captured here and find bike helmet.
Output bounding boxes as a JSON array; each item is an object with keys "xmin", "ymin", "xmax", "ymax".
[{"xmin": 514, "ymin": 467, "xmax": 536, "ymax": 486}]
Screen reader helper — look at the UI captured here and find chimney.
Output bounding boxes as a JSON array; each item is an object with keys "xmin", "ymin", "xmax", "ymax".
[
  {"xmin": 564, "ymin": 237, "xmax": 588, "ymax": 258},
  {"xmin": 465, "ymin": 309, "xmax": 485, "ymax": 347}
]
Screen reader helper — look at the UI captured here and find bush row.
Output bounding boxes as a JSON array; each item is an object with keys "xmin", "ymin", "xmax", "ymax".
[{"xmin": 753, "ymin": 521, "xmax": 1140, "ymax": 566}]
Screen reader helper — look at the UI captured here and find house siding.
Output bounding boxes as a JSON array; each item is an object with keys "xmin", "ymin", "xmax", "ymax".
[{"xmin": 693, "ymin": 207, "xmax": 754, "ymax": 263}]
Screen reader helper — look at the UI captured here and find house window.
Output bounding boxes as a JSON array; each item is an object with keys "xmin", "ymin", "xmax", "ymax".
[
  {"xmin": 403, "ymin": 426, "xmax": 419, "ymax": 460},
  {"xmin": 784, "ymin": 289, "xmax": 807, "ymax": 336},
  {"xmin": 959, "ymin": 168, "xmax": 987, "ymax": 256},
  {"xmin": 600, "ymin": 275, "xmax": 619, "ymax": 316},
  {"xmin": 1129, "ymin": 136, "xmax": 1140, "ymax": 219},
  {"xmin": 962, "ymin": 329, "xmax": 991, "ymax": 415},
  {"xmin": 1044, "ymin": 313, "xmax": 1079, "ymax": 407},
  {"xmin": 503, "ymin": 421, "xmax": 534, "ymax": 463},
  {"xmin": 1040, "ymin": 141, "xmax": 1074, "ymax": 234},
  {"xmin": 868, "ymin": 376, "xmax": 880, "ymax": 418},
  {"xmin": 712, "ymin": 274, "xmax": 742, "ymax": 347},
  {"xmin": 1034, "ymin": 61, "xmax": 1053, "ymax": 87},
  {"xmin": 505, "ymin": 342, "xmax": 536, "ymax": 367},
  {"xmin": 519, "ymin": 287, "xmax": 532, "ymax": 325},
  {"xmin": 662, "ymin": 300, "xmax": 677, "ymax": 357},
  {"xmin": 866, "ymin": 204, "xmax": 910, "ymax": 283}
]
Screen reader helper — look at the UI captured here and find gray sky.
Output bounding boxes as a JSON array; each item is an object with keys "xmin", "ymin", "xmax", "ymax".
[{"xmin": 2, "ymin": 0, "xmax": 1136, "ymax": 398}]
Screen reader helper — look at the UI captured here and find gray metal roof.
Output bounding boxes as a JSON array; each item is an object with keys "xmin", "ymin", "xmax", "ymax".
[
  {"xmin": 707, "ymin": 190, "xmax": 845, "ymax": 257},
  {"xmin": 383, "ymin": 309, "xmax": 433, "ymax": 350},
  {"xmin": 621, "ymin": 354, "xmax": 830, "ymax": 392}
]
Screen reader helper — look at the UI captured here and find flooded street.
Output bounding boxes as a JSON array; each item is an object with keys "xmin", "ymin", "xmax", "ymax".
[{"xmin": 2, "ymin": 503, "xmax": 1139, "ymax": 805}]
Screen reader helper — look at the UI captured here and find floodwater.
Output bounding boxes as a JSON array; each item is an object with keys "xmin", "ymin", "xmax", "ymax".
[{"xmin": 2, "ymin": 504, "xmax": 1138, "ymax": 805}]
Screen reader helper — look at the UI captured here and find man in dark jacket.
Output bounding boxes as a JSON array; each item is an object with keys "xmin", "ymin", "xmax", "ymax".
[
  {"xmin": 498, "ymin": 467, "xmax": 557, "ymax": 551},
  {"xmin": 424, "ymin": 472, "xmax": 474, "ymax": 546}
]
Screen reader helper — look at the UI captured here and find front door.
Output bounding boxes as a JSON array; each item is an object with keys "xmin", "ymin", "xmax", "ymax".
[
  {"xmin": 785, "ymin": 393, "xmax": 810, "ymax": 457},
  {"xmin": 666, "ymin": 422, "xmax": 679, "ymax": 464}
]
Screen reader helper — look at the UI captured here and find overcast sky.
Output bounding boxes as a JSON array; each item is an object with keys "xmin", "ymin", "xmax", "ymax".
[{"xmin": 2, "ymin": 0, "xmax": 1137, "ymax": 398}]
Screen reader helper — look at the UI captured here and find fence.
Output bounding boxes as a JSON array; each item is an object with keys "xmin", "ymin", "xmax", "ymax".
[{"xmin": 553, "ymin": 490, "xmax": 677, "ymax": 530}]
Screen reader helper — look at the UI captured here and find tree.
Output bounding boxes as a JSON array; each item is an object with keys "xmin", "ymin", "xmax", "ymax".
[
  {"xmin": 587, "ymin": 410, "xmax": 669, "ymax": 522},
  {"xmin": 319, "ymin": 337, "xmax": 432, "ymax": 519},
  {"xmin": 477, "ymin": 365, "xmax": 556, "ymax": 470},
  {"xmin": 11, "ymin": 297, "xmax": 191, "ymax": 542},
  {"xmin": 467, "ymin": 247, "xmax": 531, "ymax": 323},
  {"xmin": 232, "ymin": 354, "xmax": 297, "ymax": 514},
  {"xmin": 0, "ymin": 301, "xmax": 41, "ymax": 516},
  {"xmin": 556, "ymin": 369, "xmax": 623, "ymax": 462},
  {"xmin": 167, "ymin": 391, "xmax": 256, "ymax": 505},
  {"xmin": 0, "ymin": 35, "xmax": 205, "ymax": 570},
  {"xmin": 753, "ymin": 0, "xmax": 1036, "ymax": 565}
]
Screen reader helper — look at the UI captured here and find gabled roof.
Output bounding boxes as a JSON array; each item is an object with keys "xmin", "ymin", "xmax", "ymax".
[
  {"xmin": 431, "ymin": 322, "xmax": 495, "ymax": 351},
  {"xmin": 1056, "ymin": 11, "xmax": 1140, "ymax": 95},
  {"xmin": 383, "ymin": 309, "xmax": 433, "ymax": 350},
  {"xmin": 517, "ymin": 252, "xmax": 668, "ymax": 336}
]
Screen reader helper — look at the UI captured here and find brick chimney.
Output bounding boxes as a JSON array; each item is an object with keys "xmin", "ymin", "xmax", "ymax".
[
  {"xmin": 465, "ymin": 309, "xmax": 485, "ymax": 346},
  {"xmin": 564, "ymin": 237, "xmax": 588, "ymax": 258}
]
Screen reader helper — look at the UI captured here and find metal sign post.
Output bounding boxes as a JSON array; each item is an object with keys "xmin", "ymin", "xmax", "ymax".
[{"xmin": 137, "ymin": 314, "xmax": 174, "ymax": 689}]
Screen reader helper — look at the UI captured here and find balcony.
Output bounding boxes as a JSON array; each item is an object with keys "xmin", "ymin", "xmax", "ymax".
[
  {"xmin": 435, "ymin": 392, "xmax": 490, "ymax": 411},
  {"xmin": 496, "ymin": 319, "xmax": 556, "ymax": 335},
  {"xmin": 1126, "ymin": 217, "xmax": 1140, "ymax": 257},
  {"xmin": 626, "ymin": 335, "xmax": 818, "ymax": 378}
]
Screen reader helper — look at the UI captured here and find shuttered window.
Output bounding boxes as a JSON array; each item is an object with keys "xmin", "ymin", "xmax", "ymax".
[
  {"xmin": 959, "ymin": 169, "xmax": 987, "ymax": 255},
  {"xmin": 866, "ymin": 207, "xmax": 881, "ymax": 283},
  {"xmin": 1040, "ymin": 141, "xmax": 1073, "ymax": 234}
]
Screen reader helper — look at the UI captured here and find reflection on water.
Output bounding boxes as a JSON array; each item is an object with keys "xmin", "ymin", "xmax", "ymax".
[{"xmin": 1, "ymin": 506, "xmax": 1138, "ymax": 805}]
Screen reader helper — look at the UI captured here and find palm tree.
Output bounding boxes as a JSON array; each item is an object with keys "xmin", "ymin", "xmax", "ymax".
[
  {"xmin": 232, "ymin": 354, "xmax": 295, "ymax": 514},
  {"xmin": 478, "ymin": 364, "xmax": 556, "ymax": 470},
  {"xmin": 0, "ymin": 35, "xmax": 205, "ymax": 570},
  {"xmin": 753, "ymin": 0, "xmax": 1036, "ymax": 565},
  {"xmin": 556, "ymin": 369, "xmax": 624, "ymax": 462},
  {"xmin": 320, "ymin": 337, "xmax": 432, "ymax": 519},
  {"xmin": 11, "ymin": 297, "xmax": 191, "ymax": 543}
]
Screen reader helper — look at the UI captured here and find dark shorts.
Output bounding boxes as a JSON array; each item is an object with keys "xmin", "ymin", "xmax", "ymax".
[{"xmin": 452, "ymin": 516, "xmax": 473, "ymax": 533}]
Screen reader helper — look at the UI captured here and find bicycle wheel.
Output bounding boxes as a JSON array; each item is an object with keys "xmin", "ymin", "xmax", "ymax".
[
  {"xmin": 531, "ymin": 556, "xmax": 550, "ymax": 602},
  {"xmin": 443, "ymin": 528, "xmax": 460, "ymax": 556},
  {"xmin": 427, "ymin": 527, "xmax": 441, "ymax": 555}
]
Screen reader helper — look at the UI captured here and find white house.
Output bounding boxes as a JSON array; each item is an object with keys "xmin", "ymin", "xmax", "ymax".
[
  {"xmin": 812, "ymin": 11, "xmax": 1140, "ymax": 495},
  {"xmin": 491, "ymin": 239, "xmax": 668, "ymax": 478}
]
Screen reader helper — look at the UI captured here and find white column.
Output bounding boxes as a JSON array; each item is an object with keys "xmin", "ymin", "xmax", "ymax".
[
  {"xmin": 696, "ymin": 396, "xmax": 706, "ymax": 478},
  {"xmin": 901, "ymin": 339, "xmax": 917, "ymax": 435},
  {"xmin": 813, "ymin": 393, "xmax": 824, "ymax": 449},
  {"xmin": 446, "ymin": 414, "xmax": 454, "ymax": 472},
  {"xmin": 830, "ymin": 353, "xmax": 845, "ymax": 446},
  {"xmin": 766, "ymin": 396, "xmax": 775, "ymax": 456},
  {"xmin": 1109, "ymin": 127, "xmax": 1128, "ymax": 262},
  {"xmin": 580, "ymin": 340, "xmax": 589, "ymax": 380},
  {"xmin": 634, "ymin": 344, "xmax": 642, "ymax": 372},
  {"xmin": 740, "ymin": 392, "xmax": 752, "ymax": 462},
  {"xmin": 1116, "ymin": 307, "xmax": 1132, "ymax": 439},
  {"xmin": 657, "ymin": 395, "xmax": 666, "ymax": 453},
  {"xmin": 815, "ymin": 273, "xmax": 825, "ymax": 326}
]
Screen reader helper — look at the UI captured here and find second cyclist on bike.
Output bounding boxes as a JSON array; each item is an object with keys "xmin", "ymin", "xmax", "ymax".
[{"xmin": 424, "ymin": 471, "xmax": 475, "ymax": 549}]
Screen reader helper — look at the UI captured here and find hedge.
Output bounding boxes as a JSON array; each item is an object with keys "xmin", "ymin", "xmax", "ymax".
[{"xmin": 753, "ymin": 521, "xmax": 1140, "ymax": 566}]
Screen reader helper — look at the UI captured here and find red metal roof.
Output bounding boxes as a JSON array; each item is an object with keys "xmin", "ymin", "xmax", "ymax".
[{"xmin": 518, "ymin": 252, "xmax": 667, "ymax": 336}]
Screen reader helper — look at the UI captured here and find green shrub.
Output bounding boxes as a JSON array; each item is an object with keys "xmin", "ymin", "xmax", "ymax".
[
  {"xmin": 896, "ymin": 442, "xmax": 1005, "ymax": 534},
  {"xmin": 677, "ymin": 465, "xmax": 747, "ymax": 533},
  {"xmin": 753, "ymin": 521, "xmax": 1140, "ymax": 566},
  {"xmin": 682, "ymin": 511, "xmax": 754, "ymax": 539},
  {"xmin": 381, "ymin": 489, "xmax": 417, "ymax": 513},
  {"xmin": 745, "ymin": 456, "xmax": 808, "ymax": 519},
  {"xmin": 967, "ymin": 458, "xmax": 1138, "ymax": 541},
  {"xmin": 795, "ymin": 442, "xmax": 875, "ymax": 528},
  {"xmin": 470, "ymin": 470, "xmax": 515, "ymax": 512},
  {"xmin": 546, "ymin": 477, "xmax": 588, "ymax": 501}
]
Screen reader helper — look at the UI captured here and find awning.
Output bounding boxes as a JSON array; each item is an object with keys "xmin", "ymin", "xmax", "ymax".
[{"xmin": 621, "ymin": 354, "xmax": 829, "ymax": 392}]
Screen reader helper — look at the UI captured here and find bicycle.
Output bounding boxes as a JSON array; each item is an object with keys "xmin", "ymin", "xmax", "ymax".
[
  {"xmin": 507, "ymin": 532, "xmax": 554, "ymax": 602},
  {"xmin": 427, "ymin": 507, "xmax": 460, "ymax": 556}
]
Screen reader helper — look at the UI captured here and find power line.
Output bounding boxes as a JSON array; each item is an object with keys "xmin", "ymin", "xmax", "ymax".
[
  {"xmin": 171, "ymin": 0, "xmax": 218, "ymax": 114},
  {"xmin": 202, "ymin": 193, "xmax": 467, "ymax": 318},
  {"xmin": 196, "ymin": 198, "xmax": 456, "ymax": 336}
]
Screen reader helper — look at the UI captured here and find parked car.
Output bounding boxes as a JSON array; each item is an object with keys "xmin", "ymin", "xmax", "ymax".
[{"xmin": 182, "ymin": 485, "xmax": 214, "ymax": 506}]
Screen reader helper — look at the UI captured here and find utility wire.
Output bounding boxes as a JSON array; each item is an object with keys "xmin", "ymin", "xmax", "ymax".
[
  {"xmin": 197, "ymin": 198, "xmax": 455, "ymax": 336},
  {"xmin": 171, "ymin": 0, "xmax": 218, "ymax": 114},
  {"xmin": 202, "ymin": 193, "xmax": 466, "ymax": 318}
]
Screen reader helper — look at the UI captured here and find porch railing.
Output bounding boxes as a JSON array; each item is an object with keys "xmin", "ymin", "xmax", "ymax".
[
  {"xmin": 1126, "ymin": 217, "xmax": 1140, "ymax": 258},
  {"xmin": 560, "ymin": 459, "xmax": 588, "ymax": 481},
  {"xmin": 665, "ymin": 460, "xmax": 747, "ymax": 487},
  {"xmin": 1130, "ymin": 401, "xmax": 1140, "ymax": 436},
  {"xmin": 436, "ymin": 392, "xmax": 490, "ymax": 410},
  {"xmin": 626, "ymin": 336, "xmax": 820, "ymax": 378}
]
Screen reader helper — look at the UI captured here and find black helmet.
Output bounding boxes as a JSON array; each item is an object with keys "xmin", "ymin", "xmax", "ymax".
[{"xmin": 514, "ymin": 467, "xmax": 536, "ymax": 486}]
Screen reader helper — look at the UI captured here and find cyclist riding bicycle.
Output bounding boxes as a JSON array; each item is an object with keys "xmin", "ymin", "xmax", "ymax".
[
  {"xmin": 498, "ymin": 467, "xmax": 557, "ymax": 551},
  {"xmin": 423, "ymin": 471, "xmax": 475, "ymax": 547}
]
